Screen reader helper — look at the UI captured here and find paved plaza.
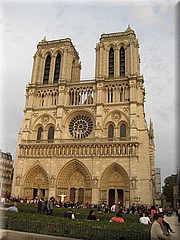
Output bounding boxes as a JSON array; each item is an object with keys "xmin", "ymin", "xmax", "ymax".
[{"xmin": 164, "ymin": 215, "xmax": 180, "ymax": 240}]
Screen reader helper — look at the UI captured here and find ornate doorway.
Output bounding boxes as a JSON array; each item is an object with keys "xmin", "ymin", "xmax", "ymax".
[
  {"xmin": 24, "ymin": 164, "xmax": 49, "ymax": 200},
  {"xmin": 100, "ymin": 163, "xmax": 129, "ymax": 207},
  {"xmin": 57, "ymin": 159, "xmax": 92, "ymax": 204}
]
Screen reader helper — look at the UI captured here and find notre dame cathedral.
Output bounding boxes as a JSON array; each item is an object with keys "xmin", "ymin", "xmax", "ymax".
[{"xmin": 12, "ymin": 26, "xmax": 155, "ymax": 207}]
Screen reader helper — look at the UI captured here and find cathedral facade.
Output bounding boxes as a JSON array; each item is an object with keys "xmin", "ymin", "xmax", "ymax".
[{"xmin": 12, "ymin": 26, "xmax": 155, "ymax": 207}]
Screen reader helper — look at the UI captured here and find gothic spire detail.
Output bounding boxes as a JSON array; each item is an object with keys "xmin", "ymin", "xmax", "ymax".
[{"xmin": 149, "ymin": 118, "xmax": 154, "ymax": 138}]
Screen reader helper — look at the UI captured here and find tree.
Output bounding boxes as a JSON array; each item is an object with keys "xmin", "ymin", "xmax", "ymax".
[{"xmin": 162, "ymin": 174, "xmax": 177, "ymax": 207}]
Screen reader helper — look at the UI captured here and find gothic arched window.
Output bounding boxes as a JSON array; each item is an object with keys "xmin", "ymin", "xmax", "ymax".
[
  {"xmin": 120, "ymin": 123, "xmax": 126, "ymax": 138},
  {"xmin": 43, "ymin": 55, "xmax": 51, "ymax": 84},
  {"xmin": 120, "ymin": 47, "xmax": 125, "ymax": 77},
  {"xmin": 48, "ymin": 126, "xmax": 54, "ymax": 142},
  {"xmin": 108, "ymin": 124, "xmax": 114, "ymax": 140},
  {"xmin": 53, "ymin": 53, "xmax": 61, "ymax": 83},
  {"xmin": 37, "ymin": 127, "xmax": 43, "ymax": 141},
  {"xmin": 109, "ymin": 47, "xmax": 114, "ymax": 77}
]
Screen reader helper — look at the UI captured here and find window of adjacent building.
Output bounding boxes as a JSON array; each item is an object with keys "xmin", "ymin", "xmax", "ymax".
[
  {"xmin": 37, "ymin": 127, "xmax": 43, "ymax": 141},
  {"xmin": 48, "ymin": 126, "xmax": 54, "ymax": 141},
  {"xmin": 53, "ymin": 53, "xmax": 61, "ymax": 83},
  {"xmin": 109, "ymin": 47, "xmax": 114, "ymax": 77},
  {"xmin": 120, "ymin": 123, "xmax": 126, "ymax": 138},
  {"xmin": 120, "ymin": 47, "xmax": 125, "ymax": 77},
  {"xmin": 108, "ymin": 124, "xmax": 114, "ymax": 140},
  {"xmin": 43, "ymin": 55, "xmax": 51, "ymax": 84}
]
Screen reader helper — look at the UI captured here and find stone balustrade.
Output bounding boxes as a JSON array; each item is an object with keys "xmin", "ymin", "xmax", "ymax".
[{"xmin": 19, "ymin": 141, "xmax": 138, "ymax": 158}]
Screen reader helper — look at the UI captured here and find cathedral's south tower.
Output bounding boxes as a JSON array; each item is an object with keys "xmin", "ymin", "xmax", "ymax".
[{"xmin": 12, "ymin": 26, "xmax": 155, "ymax": 207}]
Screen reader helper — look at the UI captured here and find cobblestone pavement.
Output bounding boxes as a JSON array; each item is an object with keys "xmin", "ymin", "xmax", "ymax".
[{"xmin": 164, "ymin": 215, "xmax": 180, "ymax": 240}]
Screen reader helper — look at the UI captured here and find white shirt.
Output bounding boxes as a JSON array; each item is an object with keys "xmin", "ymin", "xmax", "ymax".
[
  {"xmin": 140, "ymin": 216, "xmax": 151, "ymax": 225},
  {"xmin": 111, "ymin": 204, "xmax": 116, "ymax": 212}
]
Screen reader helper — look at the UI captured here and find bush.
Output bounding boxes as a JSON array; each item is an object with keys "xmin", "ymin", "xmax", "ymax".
[{"xmin": 2, "ymin": 204, "xmax": 151, "ymax": 240}]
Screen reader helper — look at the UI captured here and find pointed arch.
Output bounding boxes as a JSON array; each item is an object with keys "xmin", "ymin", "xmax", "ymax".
[
  {"xmin": 100, "ymin": 162, "xmax": 129, "ymax": 189},
  {"xmin": 56, "ymin": 159, "xmax": 92, "ymax": 204},
  {"xmin": 108, "ymin": 123, "xmax": 114, "ymax": 140},
  {"xmin": 23, "ymin": 164, "xmax": 49, "ymax": 199},
  {"xmin": 53, "ymin": 53, "xmax": 61, "ymax": 83},
  {"xmin": 120, "ymin": 46, "xmax": 125, "ymax": 77},
  {"xmin": 24, "ymin": 164, "xmax": 49, "ymax": 187},
  {"xmin": 37, "ymin": 126, "xmax": 43, "ymax": 141},
  {"xmin": 102, "ymin": 110, "xmax": 128, "ymax": 127},
  {"xmin": 109, "ymin": 47, "xmax": 114, "ymax": 77},
  {"xmin": 43, "ymin": 55, "xmax": 51, "ymax": 84},
  {"xmin": 57, "ymin": 159, "xmax": 92, "ymax": 188},
  {"xmin": 120, "ymin": 123, "xmax": 126, "ymax": 138},
  {"xmin": 32, "ymin": 113, "xmax": 56, "ymax": 130},
  {"xmin": 48, "ymin": 126, "xmax": 54, "ymax": 142}
]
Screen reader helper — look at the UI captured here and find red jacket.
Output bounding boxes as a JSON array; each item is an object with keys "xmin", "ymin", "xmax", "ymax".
[{"xmin": 111, "ymin": 217, "xmax": 125, "ymax": 223}]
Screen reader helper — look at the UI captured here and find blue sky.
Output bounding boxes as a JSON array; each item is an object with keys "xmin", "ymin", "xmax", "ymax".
[{"xmin": 0, "ymin": 0, "xmax": 178, "ymax": 185}]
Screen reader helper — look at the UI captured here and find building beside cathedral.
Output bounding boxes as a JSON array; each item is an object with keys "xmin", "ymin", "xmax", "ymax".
[
  {"xmin": 12, "ymin": 26, "xmax": 155, "ymax": 207},
  {"xmin": 0, "ymin": 150, "xmax": 13, "ymax": 199}
]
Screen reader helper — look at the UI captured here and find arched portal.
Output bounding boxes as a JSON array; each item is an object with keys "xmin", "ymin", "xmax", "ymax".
[
  {"xmin": 56, "ymin": 159, "xmax": 92, "ymax": 205},
  {"xmin": 100, "ymin": 162, "xmax": 129, "ymax": 207},
  {"xmin": 23, "ymin": 164, "xmax": 49, "ymax": 200}
]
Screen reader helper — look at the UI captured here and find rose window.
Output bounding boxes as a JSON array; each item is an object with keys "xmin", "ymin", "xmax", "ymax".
[{"xmin": 69, "ymin": 115, "xmax": 93, "ymax": 139}]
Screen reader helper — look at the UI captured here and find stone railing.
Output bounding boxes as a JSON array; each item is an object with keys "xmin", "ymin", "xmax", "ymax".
[{"xmin": 18, "ymin": 141, "xmax": 138, "ymax": 158}]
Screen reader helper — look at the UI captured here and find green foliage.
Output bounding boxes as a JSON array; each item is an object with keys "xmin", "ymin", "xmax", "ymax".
[
  {"xmin": 162, "ymin": 174, "xmax": 177, "ymax": 207},
  {"xmin": 2, "ymin": 204, "xmax": 151, "ymax": 240}
]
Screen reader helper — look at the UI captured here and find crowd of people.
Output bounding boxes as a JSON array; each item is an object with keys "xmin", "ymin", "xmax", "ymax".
[{"xmin": 3, "ymin": 196, "xmax": 180, "ymax": 239}]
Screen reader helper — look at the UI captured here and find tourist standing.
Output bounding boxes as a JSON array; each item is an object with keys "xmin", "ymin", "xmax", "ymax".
[
  {"xmin": 47, "ymin": 196, "xmax": 55, "ymax": 215},
  {"xmin": 37, "ymin": 196, "xmax": 44, "ymax": 214},
  {"xmin": 139, "ymin": 212, "xmax": 151, "ymax": 225}
]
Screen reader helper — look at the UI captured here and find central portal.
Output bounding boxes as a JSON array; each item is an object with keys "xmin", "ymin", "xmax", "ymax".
[
  {"xmin": 70, "ymin": 187, "xmax": 84, "ymax": 204},
  {"xmin": 108, "ymin": 189, "xmax": 124, "ymax": 207}
]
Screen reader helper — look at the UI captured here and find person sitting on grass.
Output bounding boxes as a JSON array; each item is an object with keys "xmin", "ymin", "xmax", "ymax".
[
  {"xmin": 64, "ymin": 210, "xmax": 76, "ymax": 219},
  {"xmin": 110, "ymin": 212, "xmax": 125, "ymax": 223},
  {"xmin": 87, "ymin": 209, "xmax": 99, "ymax": 220},
  {"xmin": 6, "ymin": 202, "xmax": 18, "ymax": 212}
]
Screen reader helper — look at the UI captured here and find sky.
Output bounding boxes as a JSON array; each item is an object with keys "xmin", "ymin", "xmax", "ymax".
[{"xmin": 0, "ymin": 0, "xmax": 178, "ymax": 186}]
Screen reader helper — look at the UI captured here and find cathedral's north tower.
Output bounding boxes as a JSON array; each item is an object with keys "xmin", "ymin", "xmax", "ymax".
[{"xmin": 12, "ymin": 26, "xmax": 155, "ymax": 207}]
